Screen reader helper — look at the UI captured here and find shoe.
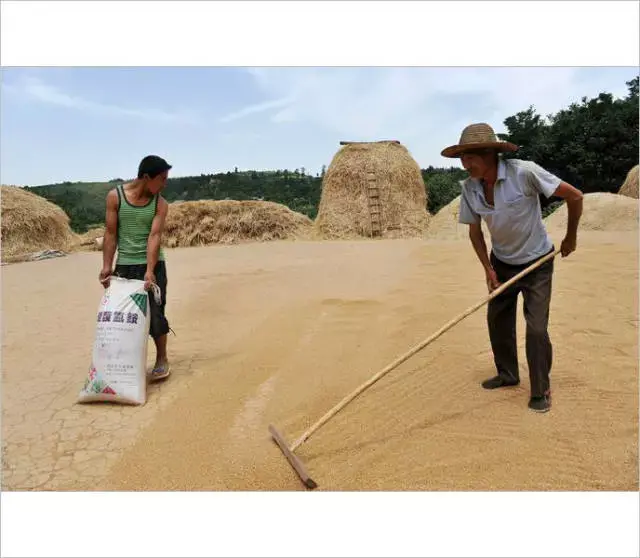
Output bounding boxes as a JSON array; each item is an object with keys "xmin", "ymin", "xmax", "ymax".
[
  {"xmin": 149, "ymin": 362, "xmax": 171, "ymax": 382},
  {"xmin": 528, "ymin": 394, "xmax": 551, "ymax": 413},
  {"xmin": 481, "ymin": 375, "xmax": 520, "ymax": 390}
]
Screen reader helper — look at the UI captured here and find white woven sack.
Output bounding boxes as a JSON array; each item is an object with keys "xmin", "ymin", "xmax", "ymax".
[{"xmin": 78, "ymin": 277, "xmax": 155, "ymax": 405}]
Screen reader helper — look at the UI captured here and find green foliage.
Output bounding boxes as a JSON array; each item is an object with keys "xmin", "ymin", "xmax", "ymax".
[
  {"xmin": 500, "ymin": 77, "xmax": 639, "ymax": 195},
  {"xmin": 26, "ymin": 171, "xmax": 325, "ymax": 233},
  {"xmin": 163, "ymin": 170, "xmax": 323, "ymax": 219},
  {"xmin": 541, "ymin": 200, "xmax": 564, "ymax": 219},
  {"xmin": 23, "ymin": 181, "xmax": 113, "ymax": 232},
  {"xmin": 422, "ymin": 167, "xmax": 466, "ymax": 213}
]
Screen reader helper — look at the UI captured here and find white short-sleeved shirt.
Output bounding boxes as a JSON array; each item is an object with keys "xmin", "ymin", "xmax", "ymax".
[{"xmin": 458, "ymin": 158, "xmax": 561, "ymax": 265}]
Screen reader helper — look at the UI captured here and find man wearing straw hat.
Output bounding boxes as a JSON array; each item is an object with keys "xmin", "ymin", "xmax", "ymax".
[{"xmin": 441, "ymin": 123, "xmax": 583, "ymax": 413}]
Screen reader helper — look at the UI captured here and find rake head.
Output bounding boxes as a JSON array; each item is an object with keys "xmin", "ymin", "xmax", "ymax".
[{"xmin": 269, "ymin": 424, "xmax": 318, "ymax": 490}]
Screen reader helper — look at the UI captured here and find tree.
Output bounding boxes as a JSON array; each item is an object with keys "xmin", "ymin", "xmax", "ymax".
[
  {"xmin": 499, "ymin": 76, "xmax": 639, "ymax": 194},
  {"xmin": 499, "ymin": 106, "xmax": 552, "ymax": 164},
  {"xmin": 425, "ymin": 173, "xmax": 462, "ymax": 214}
]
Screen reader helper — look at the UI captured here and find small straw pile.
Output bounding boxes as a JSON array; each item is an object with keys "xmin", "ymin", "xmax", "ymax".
[
  {"xmin": 75, "ymin": 227, "xmax": 105, "ymax": 251},
  {"xmin": 314, "ymin": 141, "xmax": 429, "ymax": 239},
  {"xmin": 618, "ymin": 165, "xmax": 639, "ymax": 199},
  {"xmin": 1, "ymin": 185, "xmax": 77, "ymax": 262},
  {"xmin": 425, "ymin": 195, "xmax": 490, "ymax": 241},
  {"xmin": 162, "ymin": 200, "xmax": 313, "ymax": 247},
  {"xmin": 545, "ymin": 192, "xmax": 638, "ymax": 232}
]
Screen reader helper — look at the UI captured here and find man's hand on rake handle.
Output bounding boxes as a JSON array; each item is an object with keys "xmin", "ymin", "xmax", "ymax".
[{"xmin": 485, "ymin": 267, "xmax": 501, "ymax": 293}]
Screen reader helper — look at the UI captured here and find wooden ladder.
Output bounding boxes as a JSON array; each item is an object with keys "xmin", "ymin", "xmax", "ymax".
[{"xmin": 366, "ymin": 171, "xmax": 382, "ymax": 237}]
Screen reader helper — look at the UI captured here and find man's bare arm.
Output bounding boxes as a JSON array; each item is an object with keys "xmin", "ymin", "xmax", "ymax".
[
  {"xmin": 468, "ymin": 223, "xmax": 492, "ymax": 272},
  {"xmin": 551, "ymin": 181, "xmax": 583, "ymax": 256},
  {"xmin": 146, "ymin": 197, "xmax": 168, "ymax": 277},
  {"xmin": 100, "ymin": 190, "xmax": 118, "ymax": 281},
  {"xmin": 469, "ymin": 223, "xmax": 501, "ymax": 292},
  {"xmin": 552, "ymin": 181, "xmax": 583, "ymax": 239}
]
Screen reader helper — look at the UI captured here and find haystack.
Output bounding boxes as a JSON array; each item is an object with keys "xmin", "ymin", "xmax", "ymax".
[
  {"xmin": 163, "ymin": 200, "xmax": 313, "ymax": 247},
  {"xmin": 618, "ymin": 165, "xmax": 639, "ymax": 199},
  {"xmin": 314, "ymin": 141, "xmax": 429, "ymax": 239},
  {"xmin": 425, "ymin": 195, "xmax": 490, "ymax": 241},
  {"xmin": 545, "ymin": 192, "xmax": 638, "ymax": 232},
  {"xmin": 1, "ymin": 185, "xmax": 77, "ymax": 262},
  {"xmin": 75, "ymin": 227, "xmax": 105, "ymax": 251}
]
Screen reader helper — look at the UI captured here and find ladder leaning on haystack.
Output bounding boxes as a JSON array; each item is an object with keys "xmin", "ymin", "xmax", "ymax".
[{"xmin": 366, "ymin": 170, "xmax": 382, "ymax": 237}]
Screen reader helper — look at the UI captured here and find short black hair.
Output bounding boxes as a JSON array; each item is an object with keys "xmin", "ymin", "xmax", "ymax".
[{"xmin": 137, "ymin": 155, "xmax": 172, "ymax": 179}]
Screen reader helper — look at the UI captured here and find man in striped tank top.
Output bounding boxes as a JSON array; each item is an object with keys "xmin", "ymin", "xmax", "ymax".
[{"xmin": 99, "ymin": 155, "xmax": 172, "ymax": 382}]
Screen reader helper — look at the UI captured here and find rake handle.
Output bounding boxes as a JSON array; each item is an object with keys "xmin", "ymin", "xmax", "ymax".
[{"xmin": 290, "ymin": 247, "xmax": 561, "ymax": 452}]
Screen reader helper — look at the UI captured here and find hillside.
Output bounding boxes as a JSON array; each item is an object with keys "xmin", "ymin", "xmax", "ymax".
[
  {"xmin": 25, "ymin": 171, "xmax": 323, "ymax": 233},
  {"xmin": 25, "ymin": 167, "xmax": 470, "ymax": 233}
]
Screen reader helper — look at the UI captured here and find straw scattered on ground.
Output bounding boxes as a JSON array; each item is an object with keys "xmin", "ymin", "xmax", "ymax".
[
  {"xmin": 618, "ymin": 165, "xmax": 639, "ymax": 199},
  {"xmin": 315, "ymin": 141, "xmax": 429, "ymax": 239},
  {"xmin": 545, "ymin": 192, "xmax": 638, "ymax": 232},
  {"xmin": 1, "ymin": 185, "xmax": 78, "ymax": 263},
  {"xmin": 163, "ymin": 200, "xmax": 313, "ymax": 247}
]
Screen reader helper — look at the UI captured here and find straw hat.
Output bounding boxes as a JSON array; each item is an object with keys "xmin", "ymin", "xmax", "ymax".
[{"xmin": 441, "ymin": 123, "xmax": 519, "ymax": 158}]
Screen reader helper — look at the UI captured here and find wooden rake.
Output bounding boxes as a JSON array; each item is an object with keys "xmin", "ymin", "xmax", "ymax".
[{"xmin": 269, "ymin": 248, "xmax": 561, "ymax": 489}]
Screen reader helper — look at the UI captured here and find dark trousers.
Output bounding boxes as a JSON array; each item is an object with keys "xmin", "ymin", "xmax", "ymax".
[
  {"xmin": 487, "ymin": 249, "xmax": 554, "ymax": 398},
  {"xmin": 113, "ymin": 261, "xmax": 170, "ymax": 340}
]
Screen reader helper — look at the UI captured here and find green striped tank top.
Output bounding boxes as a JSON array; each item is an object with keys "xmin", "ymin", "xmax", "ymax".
[{"xmin": 115, "ymin": 184, "xmax": 165, "ymax": 265}]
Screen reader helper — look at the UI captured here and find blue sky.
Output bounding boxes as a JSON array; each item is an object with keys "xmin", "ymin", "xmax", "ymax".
[{"xmin": 1, "ymin": 66, "xmax": 637, "ymax": 186}]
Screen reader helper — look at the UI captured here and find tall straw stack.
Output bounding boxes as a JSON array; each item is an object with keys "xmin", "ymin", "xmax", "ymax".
[{"xmin": 315, "ymin": 141, "xmax": 429, "ymax": 239}]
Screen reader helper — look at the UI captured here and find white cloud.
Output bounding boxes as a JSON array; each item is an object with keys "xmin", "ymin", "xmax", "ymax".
[
  {"xmin": 218, "ymin": 95, "xmax": 295, "ymax": 123},
  {"xmin": 5, "ymin": 76, "xmax": 198, "ymax": 124},
  {"xmin": 236, "ymin": 67, "xmax": 636, "ymax": 166}
]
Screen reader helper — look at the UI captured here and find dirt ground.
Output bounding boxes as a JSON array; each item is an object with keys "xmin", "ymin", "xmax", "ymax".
[{"xmin": 1, "ymin": 231, "xmax": 638, "ymax": 491}]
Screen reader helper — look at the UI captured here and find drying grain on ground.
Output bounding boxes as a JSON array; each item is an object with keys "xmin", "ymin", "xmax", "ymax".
[
  {"xmin": 545, "ymin": 192, "xmax": 639, "ymax": 232},
  {"xmin": 2, "ymin": 228, "xmax": 637, "ymax": 491},
  {"xmin": 162, "ymin": 199, "xmax": 312, "ymax": 247},
  {"xmin": 618, "ymin": 164, "xmax": 639, "ymax": 199},
  {"xmin": 0, "ymin": 185, "xmax": 78, "ymax": 263},
  {"xmin": 314, "ymin": 141, "xmax": 429, "ymax": 239}
]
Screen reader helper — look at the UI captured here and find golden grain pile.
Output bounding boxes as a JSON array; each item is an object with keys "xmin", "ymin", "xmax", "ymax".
[
  {"xmin": 425, "ymin": 195, "xmax": 491, "ymax": 240},
  {"xmin": 162, "ymin": 200, "xmax": 313, "ymax": 247},
  {"xmin": 618, "ymin": 165, "xmax": 639, "ymax": 199},
  {"xmin": 545, "ymin": 192, "xmax": 639, "ymax": 232},
  {"xmin": 314, "ymin": 141, "xmax": 429, "ymax": 239},
  {"xmin": 0, "ymin": 185, "xmax": 78, "ymax": 262}
]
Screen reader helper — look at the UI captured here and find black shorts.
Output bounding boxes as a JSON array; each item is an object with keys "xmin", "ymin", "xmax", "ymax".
[{"xmin": 113, "ymin": 260, "xmax": 170, "ymax": 340}]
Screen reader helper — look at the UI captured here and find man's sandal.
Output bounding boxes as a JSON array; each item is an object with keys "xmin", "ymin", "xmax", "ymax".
[{"xmin": 149, "ymin": 363, "xmax": 171, "ymax": 382}]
